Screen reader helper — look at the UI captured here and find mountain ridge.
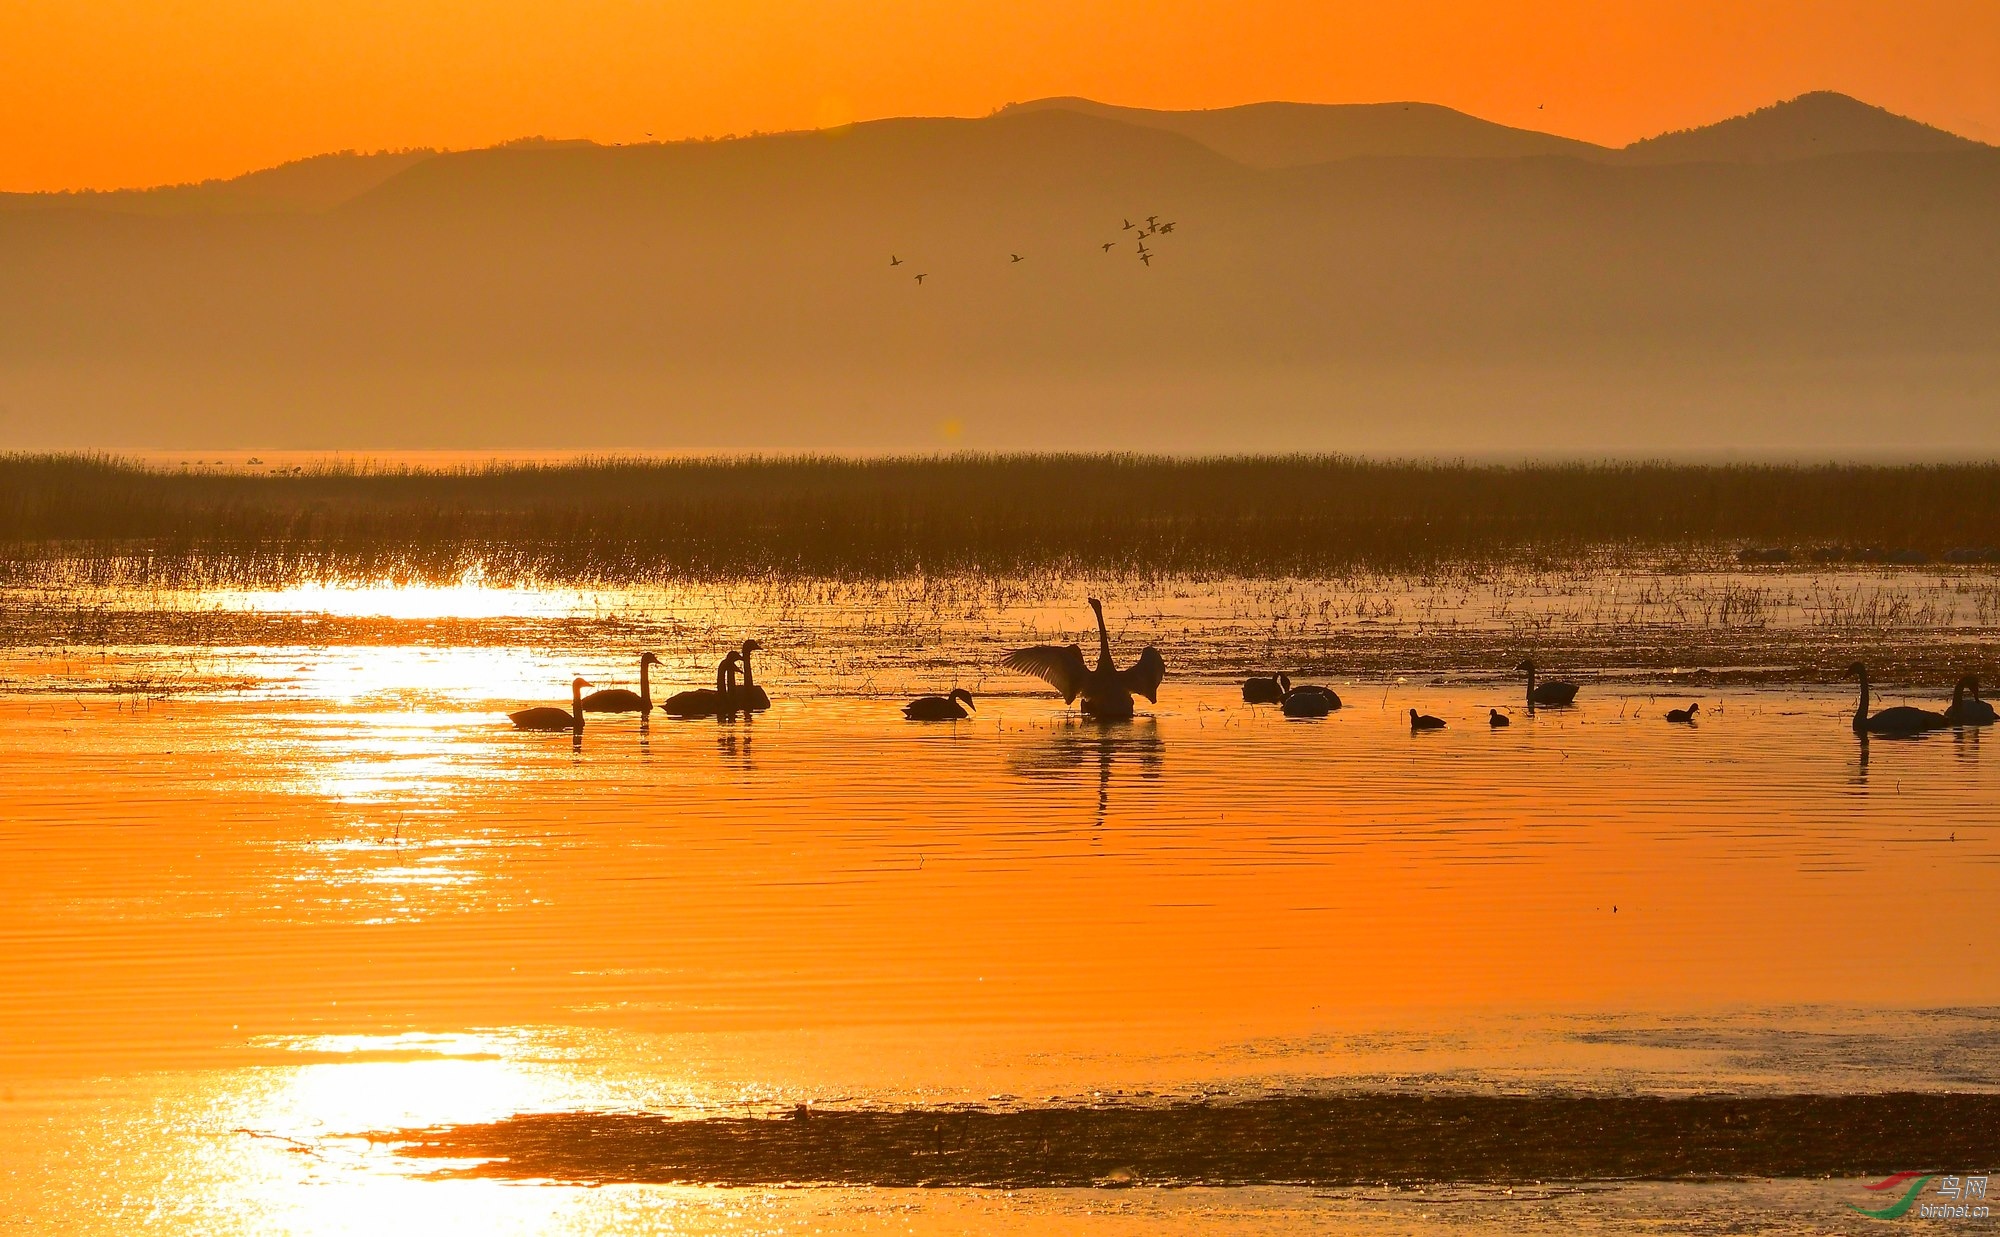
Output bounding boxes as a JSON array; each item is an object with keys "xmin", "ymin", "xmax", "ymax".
[{"xmin": 4, "ymin": 91, "xmax": 1986, "ymax": 215}]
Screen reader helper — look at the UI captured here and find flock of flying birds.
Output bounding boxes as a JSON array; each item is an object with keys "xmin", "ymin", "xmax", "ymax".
[{"xmin": 890, "ymin": 213, "xmax": 1179, "ymax": 286}]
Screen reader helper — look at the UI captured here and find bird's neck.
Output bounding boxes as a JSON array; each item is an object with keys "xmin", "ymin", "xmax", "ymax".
[
  {"xmin": 740, "ymin": 650, "xmax": 756, "ymax": 689},
  {"xmin": 640, "ymin": 660, "xmax": 651, "ymax": 703},
  {"xmin": 1092, "ymin": 608, "xmax": 1112, "ymax": 666},
  {"xmin": 572, "ymin": 685, "xmax": 585, "ymax": 727},
  {"xmin": 1854, "ymin": 673, "xmax": 1870, "ymax": 729}
]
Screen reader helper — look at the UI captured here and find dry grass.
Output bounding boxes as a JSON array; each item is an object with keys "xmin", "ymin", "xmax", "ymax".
[{"xmin": 5, "ymin": 453, "xmax": 2000, "ymax": 585}]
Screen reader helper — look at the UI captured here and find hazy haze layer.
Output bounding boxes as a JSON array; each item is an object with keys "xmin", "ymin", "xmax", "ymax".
[{"xmin": 4, "ymin": 97, "xmax": 1997, "ymax": 455}]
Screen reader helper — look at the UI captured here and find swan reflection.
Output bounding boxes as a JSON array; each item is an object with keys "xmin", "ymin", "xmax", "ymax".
[{"xmin": 1009, "ymin": 716, "xmax": 1163, "ymax": 824}]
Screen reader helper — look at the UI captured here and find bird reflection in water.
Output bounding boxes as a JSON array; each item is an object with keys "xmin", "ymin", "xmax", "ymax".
[
  {"xmin": 1008, "ymin": 717, "xmax": 1163, "ymax": 824},
  {"xmin": 716, "ymin": 710, "xmax": 755, "ymax": 767},
  {"xmin": 1952, "ymin": 722, "xmax": 1983, "ymax": 762}
]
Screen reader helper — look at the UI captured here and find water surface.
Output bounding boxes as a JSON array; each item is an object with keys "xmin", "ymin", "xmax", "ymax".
[{"xmin": 2, "ymin": 574, "xmax": 1996, "ymax": 1233}]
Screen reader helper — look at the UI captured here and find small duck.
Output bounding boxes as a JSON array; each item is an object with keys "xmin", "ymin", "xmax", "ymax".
[{"xmin": 1410, "ymin": 708, "xmax": 1446, "ymax": 731}]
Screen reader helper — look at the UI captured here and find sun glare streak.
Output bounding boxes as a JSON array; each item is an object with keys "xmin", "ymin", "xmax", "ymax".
[{"xmin": 236, "ymin": 571, "xmax": 580, "ymax": 621}]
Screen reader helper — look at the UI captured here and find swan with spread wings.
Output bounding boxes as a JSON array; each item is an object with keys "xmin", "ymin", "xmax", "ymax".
[{"xmin": 1003, "ymin": 597, "xmax": 1166, "ymax": 720}]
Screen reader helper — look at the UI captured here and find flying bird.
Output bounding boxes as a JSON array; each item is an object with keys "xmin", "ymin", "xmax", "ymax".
[
  {"xmin": 1122, "ymin": 218, "xmax": 1135, "ymax": 230},
  {"xmin": 1158, "ymin": 222, "xmax": 1175, "ymax": 233},
  {"xmin": 914, "ymin": 273, "xmax": 926, "ymax": 285},
  {"xmin": 1146, "ymin": 215, "xmax": 1159, "ymax": 227},
  {"xmin": 1139, "ymin": 252, "xmax": 1152, "ymax": 266},
  {"xmin": 1003, "ymin": 597, "xmax": 1165, "ymax": 721},
  {"xmin": 1100, "ymin": 242, "xmax": 1116, "ymax": 252},
  {"xmin": 890, "ymin": 255, "xmax": 902, "ymax": 266},
  {"xmin": 1010, "ymin": 253, "xmax": 1024, "ymax": 263}
]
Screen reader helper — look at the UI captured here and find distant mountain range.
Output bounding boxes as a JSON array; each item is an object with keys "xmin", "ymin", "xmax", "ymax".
[{"xmin": 2, "ymin": 93, "xmax": 1996, "ymax": 454}]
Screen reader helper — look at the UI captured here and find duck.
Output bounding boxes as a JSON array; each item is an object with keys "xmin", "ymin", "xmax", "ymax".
[
  {"xmin": 1003, "ymin": 597, "xmax": 1166, "ymax": 720},
  {"xmin": 581, "ymin": 652, "xmax": 659, "ymax": 714},
  {"xmin": 1409, "ymin": 708, "xmax": 1446, "ymax": 731},
  {"xmin": 1945, "ymin": 675, "xmax": 1998, "ymax": 725},
  {"xmin": 734, "ymin": 639, "xmax": 772, "ymax": 711},
  {"xmin": 510, "ymin": 677, "xmax": 592, "ymax": 732},
  {"xmin": 1848, "ymin": 662, "xmax": 1951, "ymax": 736},
  {"xmin": 1242, "ymin": 673, "xmax": 1289, "ymax": 704},
  {"xmin": 663, "ymin": 652, "xmax": 743, "ymax": 718},
  {"xmin": 1666, "ymin": 702, "xmax": 1700, "ymax": 724},
  {"xmin": 1489, "ymin": 708, "xmax": 1511, "ymax": 727},
  {"xmin": 1518, "ymin": 659, "xmax": 1580, "ymax": 707},
  {"xmin": 904, "ymin": 688, "xmax": 975, "ymax": 721}
]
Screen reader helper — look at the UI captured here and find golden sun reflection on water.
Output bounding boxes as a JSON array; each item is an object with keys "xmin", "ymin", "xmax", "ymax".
[{"xmin": 232, "ymin": 573, "xmax": 587, "ymax": 621}]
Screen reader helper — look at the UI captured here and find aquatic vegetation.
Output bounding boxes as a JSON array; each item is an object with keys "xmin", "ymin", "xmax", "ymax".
[{"xmin": 6, "ymin": 453, "xmax": 2000, "ymax": 585}]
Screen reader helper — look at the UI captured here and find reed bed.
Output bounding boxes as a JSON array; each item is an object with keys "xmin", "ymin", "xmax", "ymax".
[{"xmin": 5, "ymin": 454, "xmax": 1999, "ymax": 585}]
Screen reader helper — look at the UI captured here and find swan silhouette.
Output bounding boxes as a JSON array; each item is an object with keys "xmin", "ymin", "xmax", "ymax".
[
  {"xmin": 1003, "ymin": 597, "xmax": 1165, "ymax": 720},
  {"xmin": 663, "ymin": 653, "xmax": 742, "ymax": 718},
  {"xmin": 581, "ymin": 652, "xmax": 659, "ymax": 714},
  {"xmin": 734, "ymin": 639, "xmax": 772, "ymax": 711},
  {"xmin": 1518, "ymin": 660, "xmax": 1580, "ymax": 707},
  {"xmin": 904, "ymin": 688, "xmax": 975, "ymax": 720},
  {"xmin": 1242, "ymin": 673, "xmax": 1289, "ymax": 704},
  {"xmin": 1281, "ymin": 683, "xmax": 1341, "ymax": 717},
  {"xmin": 1945, "ymin": 675, "xmax": 1998, "ymax": 725},
  {"xmin": 510, "ymin": 677, "xmax": 592, "ymax": 732},
  {"xmin": 1849, "ymin": 662, "xmax": 1951, "ymax": 735}
]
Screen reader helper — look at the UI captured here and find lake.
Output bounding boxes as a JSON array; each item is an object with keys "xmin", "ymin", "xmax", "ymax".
[{"xmin": 2, "ymin": 570, "xmax": 1996, "ymax": 1234}]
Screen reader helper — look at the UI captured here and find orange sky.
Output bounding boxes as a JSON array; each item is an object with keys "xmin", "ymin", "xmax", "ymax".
[{"xmin": 5, "ymin": 0, "xmax": 1998, "ymax": 193}]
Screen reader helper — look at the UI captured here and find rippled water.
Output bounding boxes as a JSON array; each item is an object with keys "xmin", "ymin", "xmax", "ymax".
[{"xmin": 2, "ymin": 576, "xmax": 1996, "ymax": 1233}]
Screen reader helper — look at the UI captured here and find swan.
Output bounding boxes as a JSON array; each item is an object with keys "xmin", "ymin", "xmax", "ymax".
[
  {"xmin": 1410, "ymin": 708, "xmax": 1446, "ymax": 731},
  {"xmin": 734, "ymin": 639, "xmax": 772, "ymax": 712},
  {"xmin": 904, "ymin": 688, "xmax": 975, "ymax": 720},
  {"xmin": 510, "ymin": 677, "xmax": 592, "ymax": 732},
  {"xmin": 1281, "ymin": 683, "xmax": 1342, "ymax": 717},
  {"xmin": 1003, "ymin": 597, "xmax": 1166, "ymax": 720},
  {"xmin": 1281, "ymin": 686, "xmax": 1332, "ymax": 718},
  {"xmin": 1848, "ymin": 662, "xmax": 1951, "ymax": 736},
  {"xmin": 1666, "ymin": 702, "xmax": 1700, "ymax": 724},
  {"xmin": 581, "ymin": 652, "xmax": 659, "ymax": 714},
  {"xmin": 1242, "ymin": 673, "xmax": 1289, "ymax": 704},
  {"xmin": 1489, "ymin": 708, "xmax": 1511, "ymax": 727},
  {"xmin": 1945, "ymin": 675, "xmax": 1998, "ymax": 725},
  {"xmin": 1518, "ymin": 660, "xmax": 1580, "ymax": 707},
  {"xmin": 663, "ymin": 652, "xmax": 743, "ymax": 718}
]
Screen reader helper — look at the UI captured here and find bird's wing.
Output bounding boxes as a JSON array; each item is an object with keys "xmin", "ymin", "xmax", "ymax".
[
  {"xmin": 1120, "ymin": 647, "xmax": 1166, "ymax": 703},
  {"xmin": 1002, "ymin": 644, "xmax": 1089, "ymax": 703}
]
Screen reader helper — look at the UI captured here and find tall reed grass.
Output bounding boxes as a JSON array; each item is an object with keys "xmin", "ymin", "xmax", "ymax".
[{"xmin": 4, "ymin": 454, "xmax": 1997, "ymax": 584}]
